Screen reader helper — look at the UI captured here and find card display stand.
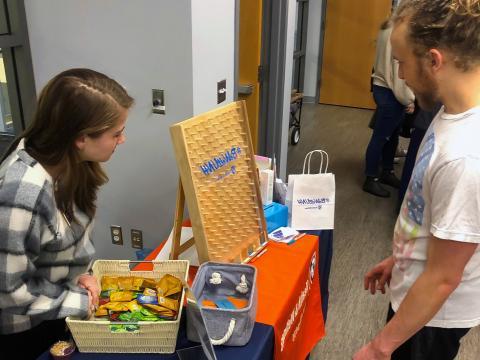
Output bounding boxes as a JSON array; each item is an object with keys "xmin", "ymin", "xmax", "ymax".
[{"xmin": 170, "ymin": 101, "xmax": 268, "ymax": 263}]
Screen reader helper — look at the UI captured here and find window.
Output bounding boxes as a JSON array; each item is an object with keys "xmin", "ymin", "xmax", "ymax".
[
  {"xmin": 0, "ymin": 0, "xmax": 35, "ymax": 155},
  {"xmin": 292, "ymin": 0, "xmax": 308, "ymax": 92}
]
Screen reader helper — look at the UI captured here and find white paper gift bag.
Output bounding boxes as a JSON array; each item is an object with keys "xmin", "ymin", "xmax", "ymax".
[{"xmin": 290, "ymin": 150, "xmax": 335, "ymax": 230}]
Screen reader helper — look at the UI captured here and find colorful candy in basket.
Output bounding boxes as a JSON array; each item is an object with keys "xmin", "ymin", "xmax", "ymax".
[{"xmin": 95, "ymin": 274, "xmax": 182, "ymax": 321}]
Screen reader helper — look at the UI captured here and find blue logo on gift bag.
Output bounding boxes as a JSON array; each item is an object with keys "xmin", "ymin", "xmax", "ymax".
[{"xmin": 297, "ymin": 197, "xmax": 329, "ymax": 210}]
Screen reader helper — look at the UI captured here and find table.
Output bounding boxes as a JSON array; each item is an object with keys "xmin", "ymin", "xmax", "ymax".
[
  {"xmin": 38, "ymin": 232, "xmax": 333, "ymax": 360},
  {"xmin": 38, "ymin": 312, "xmax": 273, "ymax": 360}
]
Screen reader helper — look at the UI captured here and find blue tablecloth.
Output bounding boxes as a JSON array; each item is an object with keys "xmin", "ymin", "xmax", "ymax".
[
  {"xmin": 37, "ymin": 312, "xmax": 273, "ymax": 360},
  {"xmin": 305, "ymin": 229, "xmax": 333, "ymax": 321}
]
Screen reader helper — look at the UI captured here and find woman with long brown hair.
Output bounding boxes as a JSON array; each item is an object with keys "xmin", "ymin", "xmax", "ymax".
[{"xmin": 0, "ymin": 68, "xmax": 134, "ymax": 358}]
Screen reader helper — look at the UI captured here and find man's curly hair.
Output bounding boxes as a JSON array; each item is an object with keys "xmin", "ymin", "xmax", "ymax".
[{"xmin": 394, "ymin": 0, "xmax": 480, "ymax": 71}]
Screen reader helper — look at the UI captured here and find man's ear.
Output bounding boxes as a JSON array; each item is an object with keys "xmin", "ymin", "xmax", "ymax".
[
  {"xmin": 428, "ymin": 49, "xmax": 444, "ymax": 72},
  {"xmin": 75, "ymin": 135, "xmax": 87, "ymax": 151}
]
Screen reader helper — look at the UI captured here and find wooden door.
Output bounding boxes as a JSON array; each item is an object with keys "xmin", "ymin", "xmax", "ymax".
[
  {"xmin": 319, "ymin": 0, "xmax": 391, "ymax": 109},
  {"xmin": 238, "ymin": 0, "xmax": 262, "ymax": 151}
]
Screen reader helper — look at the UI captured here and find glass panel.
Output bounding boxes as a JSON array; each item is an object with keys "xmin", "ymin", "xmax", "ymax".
[
  {"xmin": 293, "ymin": 2, "xmax": 301, "ymax": 52},
  {"xmin": 0, "ymin": 1, "xmax": 9, "ymax": 35},
  {"xmin": 0, "ymin": 49, "xmax": 14, "ymax": 134},
  {"xmin": 292, "ymin": 57, "xmax": 300, "ymax": 91}
]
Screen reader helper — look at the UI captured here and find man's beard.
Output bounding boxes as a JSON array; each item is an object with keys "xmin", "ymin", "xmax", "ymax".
[
  {"xmin": 416, "ymin": 90, "xmax": 438, "ymax": 112},
  {"xmin": 414, "ymin": 63, "xmax": 439, "ymax": 111}
]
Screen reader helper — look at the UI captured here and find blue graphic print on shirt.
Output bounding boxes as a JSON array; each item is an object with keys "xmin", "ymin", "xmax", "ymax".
[{"xmin": 406, "ymin": 132, "xmax": 435, "ymax": 225}]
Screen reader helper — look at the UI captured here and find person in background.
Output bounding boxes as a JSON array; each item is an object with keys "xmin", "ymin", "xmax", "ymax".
[
  {"xmin": 398, "ymin": 102, "xmax": 442, "ymax": 209},
  {"xmin": 0, "ymin": 68, "xmax": 134, "ymax": 359},
  {"xmin": 363, "ymin": 19, "xmax": 415, "ymax": 198},
  {"xmin": 355, "ymin": 0, "xmax": 480, "ymax": 359}
]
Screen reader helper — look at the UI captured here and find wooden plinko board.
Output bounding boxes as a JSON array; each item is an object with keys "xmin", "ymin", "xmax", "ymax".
[{"xmin": 170, "ymin": 101, "xmax": 267, "ymax": 263}]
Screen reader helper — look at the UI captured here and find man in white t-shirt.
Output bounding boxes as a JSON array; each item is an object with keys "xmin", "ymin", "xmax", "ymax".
[{"xmin": 354, "ymin": 1, "xmax": 480, "ymax": 359}]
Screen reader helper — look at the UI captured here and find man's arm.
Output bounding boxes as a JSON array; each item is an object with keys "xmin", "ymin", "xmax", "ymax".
[{"xmin": 354, "ymin": 235, "xmax": 477, "ymax": 359}]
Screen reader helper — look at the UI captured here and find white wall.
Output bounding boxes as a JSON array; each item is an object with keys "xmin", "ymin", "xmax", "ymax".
[
  {"xmin": 303, "ymin": 0, "xmax": 323, "ymax": 101},
  {"xmin": 191, "ymin": 0, "xmax": 235, "ymax": 114},
  {"xmin": 25, "ymin": 0, "xmax": 235, "ymax": 259}
]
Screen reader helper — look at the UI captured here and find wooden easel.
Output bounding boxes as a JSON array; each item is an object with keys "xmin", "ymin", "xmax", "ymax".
[
  {"xmin": 169, "ymin": 176, "xmax": 268, "ymax": 262},
  {"xmin": 169, "ymin": 178, "xmax": 195, "ymax": 260}
]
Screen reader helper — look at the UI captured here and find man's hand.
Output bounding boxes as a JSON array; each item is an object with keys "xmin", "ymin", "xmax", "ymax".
[
  {"xmin": 78, "ymin": 274, "xmax": 100, "ymax": 307},
  {"xmin": 353, "ymin": 341, "xmax": 390, "ymax": 360},
  {"xmin": 364, "ymin": 256, "xmax": 394, "ymax": 294}
]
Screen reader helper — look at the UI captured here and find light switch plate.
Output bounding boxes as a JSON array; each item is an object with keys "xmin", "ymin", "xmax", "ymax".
[
  {"xmin": 217, "ymin": 79, "xmax": 226, "ymax": 104},
  {"xmin": 131, "ymin": 229, "xmax": 143, "ymax": 249},
  {"xmin": 152, "ymin": 89, "xmax": 165, "ymax": 114}
]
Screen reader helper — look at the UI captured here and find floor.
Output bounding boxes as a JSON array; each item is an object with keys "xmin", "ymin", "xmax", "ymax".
[{"xmin": 286, "ymin": 103, "xmax": 480, "ymax": 360}]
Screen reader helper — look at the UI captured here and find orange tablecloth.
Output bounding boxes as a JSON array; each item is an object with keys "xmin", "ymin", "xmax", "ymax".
[
  {"xmin": 137, "ymin": 231, "xmax": 325, "ymax": 360},
  {"xmin": 251, "ymin": 235, "xmax": 325, "ymax": 360}
]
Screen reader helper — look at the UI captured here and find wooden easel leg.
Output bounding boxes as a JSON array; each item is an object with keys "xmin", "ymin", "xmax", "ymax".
[{"xmin": 170, "ymin": 179, "xmax": 185, "ymax": 260}]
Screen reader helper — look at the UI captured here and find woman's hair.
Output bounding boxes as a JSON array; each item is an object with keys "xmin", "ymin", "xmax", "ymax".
[
  {"xmin": 7, "ymin": 68, "xmax": 134, "ymax": 220},
  {"xmin": 394, "ymin": 0, "xmax": 480, "ymax": 71},
  {"xmin": 380, "ymin": 19, "xmax": 393, "ymax": 30}
]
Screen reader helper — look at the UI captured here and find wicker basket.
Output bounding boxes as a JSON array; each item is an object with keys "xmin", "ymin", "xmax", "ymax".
[
  {"xmin": 66, "ymin": 260, "xmax": 189, "ymax": 353},
  {"xmin": 170, "ymin": 101, "xmax": 268, "ymax": 264}
]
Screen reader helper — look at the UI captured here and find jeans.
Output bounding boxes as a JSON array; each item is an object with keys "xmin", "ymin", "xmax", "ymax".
[
  {"xmin": 0, "ymin": 318, "xmax": 69, "ymax": 359},
  {"xmin": 365, "ymin": 85, "xmax": 405, "ymax": 177}
]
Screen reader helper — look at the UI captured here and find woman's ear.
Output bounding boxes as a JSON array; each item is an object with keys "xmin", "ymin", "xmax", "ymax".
[{"xmin": 75, "ymin": 135, "xmax": 87, "ymax": 151}]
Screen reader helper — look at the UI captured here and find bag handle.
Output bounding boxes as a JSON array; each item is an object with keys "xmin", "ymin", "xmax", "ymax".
[
  {"xmin": 210, "ymin": 318, "xmax": 236, "ymax": 345},
  {"xmin": 302, "ymin": 150, "xmax": 329, "ymax": 174}
]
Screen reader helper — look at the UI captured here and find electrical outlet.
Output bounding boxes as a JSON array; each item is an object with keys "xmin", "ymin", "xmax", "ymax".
[
  {"xmin": 131, "ymin": 229, "xmax": 143, "ymax": 249},
  {"xmin": 152, "ymin": 89, "xmax": 165, "ymax": 114},
  {"xmin": 217, "ymin": 79, "xmax": 226, "ymax": 104},
  {"xmin": 110, "ymin": 225, "xmax": 123, "ymax": 245}
]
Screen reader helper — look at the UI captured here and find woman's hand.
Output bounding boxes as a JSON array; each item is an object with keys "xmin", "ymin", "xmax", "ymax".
[
  {"xmin": 87, "ymin": 290, "xmax": 95, "ymax": 318},
  {"xmin": 78, "ymin": 274, "xmax": 100, "ymax": 307},
  {"xmin": 406, "ymin": 103, "xmax": 415, "ymax": 114}
]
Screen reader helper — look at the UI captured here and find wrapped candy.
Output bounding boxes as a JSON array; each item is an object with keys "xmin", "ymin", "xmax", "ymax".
[
  {"xmin": 157, "ymin": 296, "xmax": 179, "ymax": 312},
  {"xmin": 132, "ymin": 277, "xmax": 144, "ymax": 290},
  {"xmin": 104, "ymin": 302, "xmax": 130, "ymax": 312},
  {"xmin": 110, "ymin": 291, "xmax": 134, "ymax": 302},
  {"xmin": 137, "ymin": 295, "xmax": 158, "ymax": 305},
  {"xmin": 157, "ymin": 274, "xmax": 182, "ymax": 297},
  {"xmin": 143, "ymin": 288, "xmax": 157, "ymax": 297},
  {"xmin": 95, "ymin": 305, "xmax": 108, "ymax": 317},
  {"xmin": 143, "ymin": 304, "xmax": 177, "ymax": 319},
  {"xmin": 96, "ymin": 274, "xmax": 183, "ymax": 321},
  {"xmin": 101, "ymin": 276, "xmax": 119, "ymax": 291},
  {"xmin": 142, "ymin": 278, "xmax": 157, "ymax": 289},
  {"xmin": 126, "ymin": 300, "xmax": 142, "ymax": 312},
  {"xmin": 117, "ymin": 277, "xmax": 134, "ymax": 290}
]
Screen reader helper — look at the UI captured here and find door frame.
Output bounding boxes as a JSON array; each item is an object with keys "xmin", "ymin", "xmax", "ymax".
[
  {"xmin": 315, "ymin": 0, "xmax": 328, "ymax": 103},
  {"xmin": 232, "ymin": 0, "xmax": 294, "ymax": 178},
  {"xmin": 258, "ymin": 0, "xmax": 289, "ymax": 176},
  {"xmin": 234, "ymin": 0, "xmax": 239, "ymax": 101}
]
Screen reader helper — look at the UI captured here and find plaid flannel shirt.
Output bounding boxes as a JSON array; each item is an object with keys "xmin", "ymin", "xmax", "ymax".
[{"xmin": 0, "ymin": 139, "xmax": 95, "ymax": 334}]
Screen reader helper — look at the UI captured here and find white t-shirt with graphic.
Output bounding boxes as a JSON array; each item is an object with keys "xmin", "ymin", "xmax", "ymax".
[{"xmin": 391, "ymin": 105, "xmax": 480, "ymax": 328}]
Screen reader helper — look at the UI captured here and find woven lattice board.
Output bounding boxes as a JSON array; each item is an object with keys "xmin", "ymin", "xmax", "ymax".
[{"xmin": 170, "ymin": 101, "xmax": 267, "ymax": 263}]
